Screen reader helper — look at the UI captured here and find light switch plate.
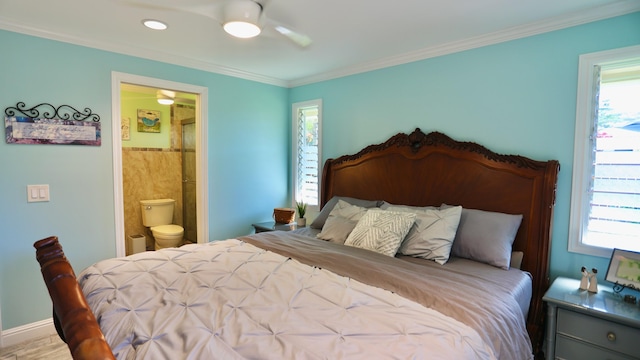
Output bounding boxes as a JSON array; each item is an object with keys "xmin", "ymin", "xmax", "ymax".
[{"xmin": 27, "ymin": 184, "xmax": 50, "ymax": 202}]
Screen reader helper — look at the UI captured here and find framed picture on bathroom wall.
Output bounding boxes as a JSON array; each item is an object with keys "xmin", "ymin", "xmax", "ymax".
[
  {"xmin": 137, "ymin": 109, "xmax": 161, "ymax": 133},
  {"xmin": 121, "ymin": 117, "xmax": 131, "ymax": 140}
]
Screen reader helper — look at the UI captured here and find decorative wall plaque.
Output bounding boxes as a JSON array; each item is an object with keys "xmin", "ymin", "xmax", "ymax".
[{"xmin": 4, "ymin": 102, "xmax": 101, "ymax": 146}]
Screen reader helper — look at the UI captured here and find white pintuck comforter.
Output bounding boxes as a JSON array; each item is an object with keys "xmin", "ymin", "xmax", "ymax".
[{"xmin": 79, "ymin": 234, "xmax": 532, "ymax": 359}]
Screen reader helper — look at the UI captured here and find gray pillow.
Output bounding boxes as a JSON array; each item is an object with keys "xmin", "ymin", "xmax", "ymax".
[
  {"xmin": 379, "ymin": 202, "xmax": 439, "ymax": 212},
  {"xmin": 316, "ymin": 200, "xmax": 369, "ymax": 244},
  {"xmin": 446, "ymin": 205, "xmax": 523, "ymax": 270},
  {"xmin": 310, "ymin": 196, "xmax": 380, "ymax": 229},
  {"xmin": 386, "ymin": 205, "xmax": 462, "ymax": 264},
  {"xmin": 344, "ymin": 209, "xmax": 416, "ymax": 257}
]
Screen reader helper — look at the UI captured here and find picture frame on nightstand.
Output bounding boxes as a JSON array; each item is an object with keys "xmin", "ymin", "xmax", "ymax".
[{"xmin": 606, "ymin": 248, "xmax": 640, "ymax": 293}]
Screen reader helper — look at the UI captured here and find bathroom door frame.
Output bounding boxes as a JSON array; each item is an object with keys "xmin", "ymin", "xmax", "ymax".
[{"xmin": 111, "ymin": 72, "xmax": 209, "ymax": 257}]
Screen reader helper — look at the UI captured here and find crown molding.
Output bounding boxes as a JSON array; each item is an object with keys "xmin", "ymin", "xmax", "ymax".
[
  {"xmin": 287, "ymin": 1, "xmax": 640, "ymax": 87},
  {"xmin": 0, "ymin": 17, "xmax": 288, "ymax": 88}
]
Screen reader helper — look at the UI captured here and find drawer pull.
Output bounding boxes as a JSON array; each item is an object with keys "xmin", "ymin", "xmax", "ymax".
[{"xmin": 606, "ymin": 332, "xmax": 616, "ymax": 342}]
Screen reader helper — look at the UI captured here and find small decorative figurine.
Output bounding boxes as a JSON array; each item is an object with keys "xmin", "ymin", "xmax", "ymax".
[
  {"xmin": 588, "ymin": 268, "xmax": 598, "ymax": 293},
  {"xmin": 580, "ymin": 266, "xmax": 589, "ymax": 290}
]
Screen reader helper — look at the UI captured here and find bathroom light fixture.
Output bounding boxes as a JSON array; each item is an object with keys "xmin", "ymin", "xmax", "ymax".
[
  {"xmin": 222, "ymin": 0, "xmax": 262, "ymax": 39},
  {"xmin": 157, "ymin": 90, "xmax": 175, "ymax": 105},
  {"xmin": 143, "ymin": 19, "xmax": 168, "ymax": 30}
]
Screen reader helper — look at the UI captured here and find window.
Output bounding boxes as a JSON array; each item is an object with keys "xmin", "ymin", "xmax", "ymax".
[
  {"xmin": 292, "ymin": 100, "xmax": 322, "ymax": 211},
  {"xmin": 569, "ymin": 45, "xmax": 640, "ymax": 257}
]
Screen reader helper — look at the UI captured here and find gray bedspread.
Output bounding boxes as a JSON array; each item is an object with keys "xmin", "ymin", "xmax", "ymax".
[
  {"xmin": 78, "ymin": 231, "xmax": 532, "ymax": 359},
  {"xmin": 240, "ymin": 230, "xmax": 533, "ymax": 360}
]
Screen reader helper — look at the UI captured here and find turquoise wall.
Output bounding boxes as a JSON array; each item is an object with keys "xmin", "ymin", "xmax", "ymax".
[
  {"xmin": 0, "ymin": 30, "xmax": 288, "ymax": 330},
  {"xmin": 290, "ymin": 13, "xmax": 640, "ymax": 284}
]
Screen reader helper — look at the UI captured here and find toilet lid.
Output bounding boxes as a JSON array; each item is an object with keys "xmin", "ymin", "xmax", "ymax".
[{"xmin": 151, "ymin": 224, "xmax": 184, "ymax": 236}]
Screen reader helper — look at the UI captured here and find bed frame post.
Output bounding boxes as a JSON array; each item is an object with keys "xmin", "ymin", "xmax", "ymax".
[
  {"xmin": 34, "ymin": 236, "xmax": 115, "ymax": 360},
  {"xmin": 528, "ymin": 159, "xmax": 560, "ymax": 358}
]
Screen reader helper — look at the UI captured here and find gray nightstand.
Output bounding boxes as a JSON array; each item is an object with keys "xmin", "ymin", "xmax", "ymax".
[
  {"xmin": 252, "ymin": 221, "xmax": 300, "ymax": 233},
  {"xmin": 543, "ymin": 277, "xmax": 640, "ymax": 360}
]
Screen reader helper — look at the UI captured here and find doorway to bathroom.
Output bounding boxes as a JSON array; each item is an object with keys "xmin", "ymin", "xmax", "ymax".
[{"xmin": 111, "ymin": 72, "xmax": 209, "ymax": 257}]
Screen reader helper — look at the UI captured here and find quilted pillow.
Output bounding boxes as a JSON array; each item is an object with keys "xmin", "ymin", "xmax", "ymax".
[
  {"xmin": 310, "ymin": 196, "xmax": 380, "ymax": 229},
  {"xmin": 385, "ymin": 205, "xmax": 462, "ymax": 265},
  {"xmin": 445, "ymin": 205, "xmax": 523, "ymax": 270},
  {"xmin": 316, "ymin": 200, "xmax": 369, "ymax": 244},
  {"xmin": 344, "ymin": 209, "xmax": 416, "ymax": 257}
]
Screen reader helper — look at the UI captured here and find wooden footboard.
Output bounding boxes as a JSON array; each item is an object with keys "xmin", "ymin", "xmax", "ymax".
[{"xmin": 34, "ymin": 236, "xmax": 115, "ymax": 360}]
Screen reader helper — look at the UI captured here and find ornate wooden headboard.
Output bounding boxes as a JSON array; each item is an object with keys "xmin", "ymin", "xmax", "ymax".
[{"xmin": 321, "ymin": 129, "xmax": 560, "ymax": 353}]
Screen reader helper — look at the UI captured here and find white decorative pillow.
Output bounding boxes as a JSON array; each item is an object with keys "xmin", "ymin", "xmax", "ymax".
[
  {"xmin": 316, "ymin": 200, "xmax": 369, "ymax": 244},
  {"xmin": 387, "ymin": 205, "xmax": 462, "ymax": 265},
  {"xmin": 344, "ymin": 210, "xmax": 416, "ymax": 257}
]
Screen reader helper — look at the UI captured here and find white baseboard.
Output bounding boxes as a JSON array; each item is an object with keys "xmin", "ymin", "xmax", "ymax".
[{"xmin": 0, "ymin": 318, "xmax": 58, "ymax": 348}]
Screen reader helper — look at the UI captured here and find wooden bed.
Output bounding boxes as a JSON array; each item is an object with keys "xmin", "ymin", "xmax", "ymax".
[{"xmin": 35, "ymin": 128, "xmax": 559, "ymax": 359}]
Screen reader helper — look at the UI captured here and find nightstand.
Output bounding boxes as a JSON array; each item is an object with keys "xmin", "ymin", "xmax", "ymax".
[
  {"xmin": 543, "ymin": 277, "xmax": 640, "ymax": 360},
  {"xmin": 252, "ymin": 221, "xmax": 300, "ymax": 233}
]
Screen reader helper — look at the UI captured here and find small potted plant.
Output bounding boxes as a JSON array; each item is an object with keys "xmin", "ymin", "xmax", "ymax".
[{"xmin": 296, "ymin": 200, "xmax": 307, "ymax": 226}]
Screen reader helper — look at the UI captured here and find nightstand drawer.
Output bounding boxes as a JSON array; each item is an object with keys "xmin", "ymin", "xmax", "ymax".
[
  {"xmin": 555, "ymin": 335, "xmax": 636, "ymax": 360},
  {"xmin": 557, "ymin": 308, "xmax": 640, "ymax": 358}
]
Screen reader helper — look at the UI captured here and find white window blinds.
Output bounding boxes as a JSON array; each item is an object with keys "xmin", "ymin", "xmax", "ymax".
[
  {"xmin": 293, "ymin": 100, "xmax": 321, "ymax": 208},
  {"xmin": 585, "ymin": 65, "xmax": 640, "ymax": 252}
]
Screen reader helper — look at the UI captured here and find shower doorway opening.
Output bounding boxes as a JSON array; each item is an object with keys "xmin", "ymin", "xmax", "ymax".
[{"xmin": 182, "ymin": 118, "xmax": 197, "ymax": 243}]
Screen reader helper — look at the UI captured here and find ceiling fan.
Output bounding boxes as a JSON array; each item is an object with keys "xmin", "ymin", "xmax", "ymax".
[{"xmin": 125, "ymin": 0, "xmax": 312, "ymax": 47}]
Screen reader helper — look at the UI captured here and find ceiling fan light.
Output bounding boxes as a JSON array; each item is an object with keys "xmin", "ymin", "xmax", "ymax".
[
  {"xmin": 223, "ymin": 0, "xmax": 262, "ymax": 38},
  {"xmin": 223, "ymin": 21, "xmax": 261, "ymax": 38}
]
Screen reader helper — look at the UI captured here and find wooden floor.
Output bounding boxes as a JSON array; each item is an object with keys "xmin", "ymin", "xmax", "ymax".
[{"xmin": 0, "ymin": 334, "xmax": 71, "ymax": 360}]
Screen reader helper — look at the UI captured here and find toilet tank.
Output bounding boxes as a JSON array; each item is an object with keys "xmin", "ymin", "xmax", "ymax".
[{"xmin": 140, "ymin": 199, "xmax": 175, "ymax": 227}]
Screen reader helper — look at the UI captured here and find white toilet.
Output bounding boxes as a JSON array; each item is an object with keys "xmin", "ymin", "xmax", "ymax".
[{"xmin": 140, "ymin": 199, "xmax": 184, "ymax": 250}]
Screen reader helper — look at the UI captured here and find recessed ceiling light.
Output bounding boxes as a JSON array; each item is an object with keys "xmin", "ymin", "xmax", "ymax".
[{"xmin": 142, "ymin": 19, "xmax": 168, "ymax": 31}]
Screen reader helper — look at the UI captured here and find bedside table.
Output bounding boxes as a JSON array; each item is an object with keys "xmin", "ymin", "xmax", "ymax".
[
  {"xmin": 543, "ymin": 277, "xmax": 640, "ymax": 360},
  {"xmin": 252, "ymin": 221, "xmax": 300, "ymax": 233}
]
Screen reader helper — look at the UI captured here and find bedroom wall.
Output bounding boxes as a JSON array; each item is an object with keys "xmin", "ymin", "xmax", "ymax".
[
  {"xmin": 0, "ymin": 30, "xmax": 289, "ymax": 332},
  {"xmin": 289, "ymin": 12, "xmax": 640, "ymax": 283}
]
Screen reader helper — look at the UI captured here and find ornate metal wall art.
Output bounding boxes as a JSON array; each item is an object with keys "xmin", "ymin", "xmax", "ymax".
[{"xmin": 4, "ymin": 102, "xmax": 101, "ymax": 146}]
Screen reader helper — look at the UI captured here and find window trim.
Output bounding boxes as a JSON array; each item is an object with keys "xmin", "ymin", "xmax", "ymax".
[
  {"xmin": 291, "ymin": 99, "xmax": 322, "ymax": 213},
  {"xmin": 569, "ymin": 45, "xmax": 640, "ymax": 258}
]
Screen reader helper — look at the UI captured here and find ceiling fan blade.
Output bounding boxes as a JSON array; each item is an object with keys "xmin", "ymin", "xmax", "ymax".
[
  {"xmin": 273, "ymin": 24, "xmax": 312, "ymax": 48},
  {"xmin": 118, "ymin": 0, "xmax": 223, "ymax": 23}
]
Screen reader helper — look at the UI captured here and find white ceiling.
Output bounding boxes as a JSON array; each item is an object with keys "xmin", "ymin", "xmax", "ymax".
[{"xmin": 1, "ymin": 0, "xmax": 638, "ymax": 87}]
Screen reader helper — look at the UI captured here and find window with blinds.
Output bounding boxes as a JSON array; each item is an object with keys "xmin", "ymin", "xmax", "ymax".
[
  {"xmin": 587, "ymin": 65, "xmax": 640, "ymax": 251},
  {"xmin": 570, "ymin": 46, "xmax": 640, "ymax": 257},
  {"xmin": 292, "ymin": 100, "xmax": 322, "ymax": 209}
]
